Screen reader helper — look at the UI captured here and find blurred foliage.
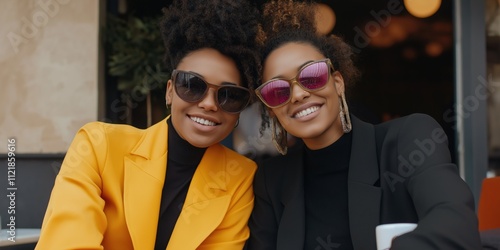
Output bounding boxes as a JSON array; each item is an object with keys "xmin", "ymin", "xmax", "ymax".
[{"xmin": 105, "ymin": 14, "xmax": 169, "ymax": 97}]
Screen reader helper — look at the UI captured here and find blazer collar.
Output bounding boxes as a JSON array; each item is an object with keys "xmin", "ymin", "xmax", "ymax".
[
  {"xmin": 278, "ymin": 149, "xmax": 306, "ymax": 250},
  {"xmin": 123, "ymin": 117, "xmax": 231, "ymax": 249},
  {"xmin": 124, "ymin": 118, "xmax": 169, "ymax": 250},
  {"xmin": 167, "ymin": 143, "xmax": 231, "ymax": 249},
  {"xmin": 130, "ymin": 118, "xmax": 169, "ymax": 160},
  {"xmin": 348, "ymin": 116, "xmax": 380, "ymax": 185},
  {"xmin": 277, "ymin": 115, "xmax": 381, "ymax": 250},
  {"xmin": 347, "ymin": 115, "xmax": 381, "ymax": 250}
]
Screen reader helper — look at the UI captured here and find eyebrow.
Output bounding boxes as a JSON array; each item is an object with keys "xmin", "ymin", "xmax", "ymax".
[
  {"xmin": 298, "ymin": 60, "xmax": 315, "ymax": 68},
  {"xmin": 270, "ymin": 60, "xmax": 315, "ymax": 80},
  {"xmin": 186, "ymin": 71, "xmax": 238, "ymax": 86},
  {"xmin": 221, "ymin": 82, "xmax": 238, "ymax": 86},
  {"xmin": 187, "ymin": 71, "xmax": 205, "ymax": 79}
]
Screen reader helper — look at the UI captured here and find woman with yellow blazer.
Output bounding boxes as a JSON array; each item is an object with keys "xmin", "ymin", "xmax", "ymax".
[{"xmin": 36, "ymin": 0, "xmax": 261, "ymax": 249}]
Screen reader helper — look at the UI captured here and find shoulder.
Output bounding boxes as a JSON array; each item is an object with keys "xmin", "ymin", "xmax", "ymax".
[
  {"xmin": 79, "ymin": 121, "xmax": 145, "ymax": 141},
  {"xmin": 73, "ymin": 121, "xmax": 153, "ymax": 154},
  {"xmin": 376, "ymin": 113, "xmax": 440, "ymax": 131},
  {"xmin": 375, "ymin": 113, "xmax": 452, "ymax": 167},
  {"xmin": 258, "ymin": 150, "xmax": 295, "ymax": 171},
  {"xmin": 222, "ymin": 145, "xmax": 257, "ymax": 170},
  {"xmin": 79, "ymin": 121, "xmax": 146, "ymax": 136},
  {"xmin": 254, "ymin": 142, "xmax": 303, "ymax": 180},
  {"xmin": 374, "ymin": 113, "xmax": 447, "ymax": 144}
]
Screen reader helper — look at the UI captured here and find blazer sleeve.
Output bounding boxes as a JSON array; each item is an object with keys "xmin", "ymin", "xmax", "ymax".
[
  {"xmin": 198, "ymin": 155, "xmax": 257, "ymax": 250},
  {"xmin": 389, "ymin": 114, "xmax": 482, "ymax": 250},
  {"xmin": 245, "ymin": 162, "xmax": 279, "ymax": 250},
  {"xmin": 36, "ymin": 122, "xmax": 108, "ymax": 250}
]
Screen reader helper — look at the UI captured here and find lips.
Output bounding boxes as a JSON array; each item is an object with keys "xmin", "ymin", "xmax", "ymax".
[
  {"xmin": 189, "ymin": 115, "xmax": 218, "ymax": 126},
  {"xmin": 293, "ymin": 105, "xmax": 320, "ymax": 118}
]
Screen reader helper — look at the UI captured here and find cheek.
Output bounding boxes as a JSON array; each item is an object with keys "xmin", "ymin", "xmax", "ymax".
[
  {"xmin": 223, "ymin": 113, "xmax": 240, "ymax": 125},
  {"xmin": 319, "ymin": 85, "xmax": 339, "ymax": 103},
  {"xmin": 271, "ymin": 107, "xmax": 290, "ymax": 124}
]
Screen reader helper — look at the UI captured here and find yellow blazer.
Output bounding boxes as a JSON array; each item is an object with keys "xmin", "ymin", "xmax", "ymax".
[{"xmin": 36, "ymin": 118, "xmax": 257, "ymax": 250}]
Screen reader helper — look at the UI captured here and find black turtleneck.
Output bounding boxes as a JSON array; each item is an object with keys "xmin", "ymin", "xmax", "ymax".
[
  {"xmin": 303, "ymin": 132, "xmax": 354, "ymax": 250},
  {"xmin": 154, "ymin": 118, "xmax": 207, "ymax": 250}
]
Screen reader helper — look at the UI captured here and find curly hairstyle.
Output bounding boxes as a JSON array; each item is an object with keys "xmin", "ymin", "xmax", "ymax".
[
  {"xmin": 260, "ymin": 0, "xmax": 360, "ymax": 89},
  {"xmin": 159, "ymin": 0, "xmax": 262, "ymax": 93},
  {"xmin": 258, "ymin": 0, "xmax": 361, "ymax": 132}
]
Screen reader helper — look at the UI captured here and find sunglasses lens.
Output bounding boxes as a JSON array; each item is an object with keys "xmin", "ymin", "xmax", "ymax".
[
  {"xmin": 259, "ymin": 80, "xmax": 291, "ymax": 107},
  {"xmin": 174, "ymin": 72, "xmax": 207, "ymax": 102},
  {"xmin": 258, "ymin": 61, "xmax": 331, "ymax": 107},
  {"xmin": 298, "ymin": 61, "xmax": 329, "ymax": 90},
  {"xmin": 218, "ymin": 87, "xmax": 250, "ymax": 113},
  {"xmin": 174, "ymin": 71, "xmax": 249, "ymax": 113}
]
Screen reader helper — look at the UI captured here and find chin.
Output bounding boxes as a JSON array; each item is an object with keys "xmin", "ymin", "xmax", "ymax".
[
  {"xmin": 189, "ymin": 141, "xmax": 215, "ymax": 149},
  {"xmin": 188, "ymin": 135, "xmax": 225, "ymax": 149},
  {"xmin": 293, "ymin": 124, "xmax": 329, "ymax": 137}
]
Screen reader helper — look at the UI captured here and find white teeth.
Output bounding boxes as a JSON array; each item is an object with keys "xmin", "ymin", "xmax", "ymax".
[
  {"xmin": 190, "ymin": 116, "xmax": 217, "ymax": 126},
  {"xmin": 294, "ymin": 106, "xmax": 319, "ymax": 118}
]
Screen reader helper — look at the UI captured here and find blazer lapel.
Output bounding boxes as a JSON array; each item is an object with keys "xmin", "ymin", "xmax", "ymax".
[
  {"xmin": 124, "ymin": 119, "xmax": 169, "ymax": 250},
  {"xmin": 277, "ymin": 149, "xmax": 306, "ymax": 250},
  {"xmin": 348, "ymin": 116, "xmax": 381, "ymax": 250},
  {"xmin": 273, "ymin": 117, "xmax": 381, "ymax": 249},
  {"xmin": 167, "ymin": 144, "xmax": 231, "ymax": 250}
]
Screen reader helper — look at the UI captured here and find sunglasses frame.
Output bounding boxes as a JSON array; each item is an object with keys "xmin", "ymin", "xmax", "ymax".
[
  {"xmin": 171, "ymin": 70, "xmax": 251, "ymax": 114},
  {"xmin": 255, "ymin": 58, "xmax": 335, "ymax": 108}
]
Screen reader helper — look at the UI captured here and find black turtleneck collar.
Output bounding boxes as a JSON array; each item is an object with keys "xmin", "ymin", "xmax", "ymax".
[
  {"xmin": 167, "ymin": 118, "xmax": 207, "ymax": 166},
  {"xmin": 155, "ymin": 118, "xmax": 208, "ymax": 249},
  {"xmin": 304, "ymin": 132, "xmax": 352, "ymax": 172},
  {"xmin": 303, "ymin": 131, "xmax": 354, "ymax": 250}
]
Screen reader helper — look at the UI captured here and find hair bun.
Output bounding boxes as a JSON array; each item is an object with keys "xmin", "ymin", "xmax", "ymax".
[{"xmin": 262, "ymin": 0, "xmax": 317, "ymax": 38}]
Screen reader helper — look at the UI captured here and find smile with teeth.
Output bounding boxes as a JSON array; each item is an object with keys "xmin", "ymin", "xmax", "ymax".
[
  {"xmin": 190, "ymin": 116, "xmax": 217, "ymax": 126},
  {"xmin": 294, "ymin": 106, "xmax": 320, "ymax": 118}
]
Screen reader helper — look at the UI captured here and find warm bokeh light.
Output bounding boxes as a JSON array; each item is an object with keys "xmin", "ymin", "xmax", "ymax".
[
  {"xmin": 368, "ymin": 17, "xmax": 414, "ymax": 48},
  {"xmin": 404, "ymin": 0, "xmax": 442, "ymax": 18},
  {"xmin": 315, "ymin": 3, "xmax": 336, "ymax": 34},
  {"xmin": 425, "ymin": 42, "xmax": 444, "ymax": 57}
]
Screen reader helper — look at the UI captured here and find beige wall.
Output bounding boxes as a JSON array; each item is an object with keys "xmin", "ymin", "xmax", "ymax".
[{"xmin": 0, "ymin": 0, "xmax": 100, "ymax": 153}]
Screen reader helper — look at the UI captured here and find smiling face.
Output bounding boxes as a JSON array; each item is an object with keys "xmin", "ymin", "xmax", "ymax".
[
  {"xmin": 166, "ymin": 48, "xmax": 241, "ymax": 148},
  {"xmin": 263, "ymin": 42, "xmax": 345, "ymax": 150}
]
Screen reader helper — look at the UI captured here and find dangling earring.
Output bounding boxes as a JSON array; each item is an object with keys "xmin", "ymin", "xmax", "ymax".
[
  {"xmin": 339, "ymin": 92, "xmax": 352, "ymax": 133},
  {"xmin": 271, "ymin": 117, "xmax": 288, "ymax": 155}
]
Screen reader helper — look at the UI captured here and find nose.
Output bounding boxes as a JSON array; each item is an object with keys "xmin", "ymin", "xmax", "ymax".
[
  {"xmin": 290, "ymin": 80, "xmax": 310, "ymax": 104},
  {"xmin": 198, "ymin": 88, "xmax": 219, "ymax": 112}
]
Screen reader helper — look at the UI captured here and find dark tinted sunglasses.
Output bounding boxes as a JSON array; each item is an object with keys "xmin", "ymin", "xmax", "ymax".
[
  {"xmin": 172, "ymin": 70, "xmax": 251, "ymax": 113},
  {"xmin": 255, "ymin": 59, "xmax": 335, "ymax": 108}
]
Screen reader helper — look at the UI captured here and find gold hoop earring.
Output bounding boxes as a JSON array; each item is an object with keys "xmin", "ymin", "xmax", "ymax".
[
  {"xmin": 339, "ymin": 92, "xmax": 352, "ymax": 133},
  {"xmin": 271, "ymin": 117, "xmax": 288, "ymax": 155}
]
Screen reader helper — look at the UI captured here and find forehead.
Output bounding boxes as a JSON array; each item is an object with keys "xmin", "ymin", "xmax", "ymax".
[
  {"xmin": 263, "ymin": 42, "xmax": 326, "ymax": 80},
  {"xmin": 176, "ymin": 48, "xmax": 241, "ymax": 85}
]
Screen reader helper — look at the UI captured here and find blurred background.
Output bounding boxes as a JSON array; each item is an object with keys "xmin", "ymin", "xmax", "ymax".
[{"xmin": 0, "ymin": 0, "xmax": 498, "ymax": 243}]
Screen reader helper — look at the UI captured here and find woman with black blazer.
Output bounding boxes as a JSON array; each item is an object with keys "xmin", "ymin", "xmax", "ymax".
[{"xmin": 246, "ymin": 1, "xmax": 481, "ymax": 249}]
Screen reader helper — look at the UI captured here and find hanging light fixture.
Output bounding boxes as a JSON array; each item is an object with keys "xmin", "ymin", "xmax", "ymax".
[
  {"xmin": 315, "ymin": 3, "xmax": 336, "ymax": 34},
  {"xmin": 404, "ymin": 0, "xmax": 442, "ymax": 18}
]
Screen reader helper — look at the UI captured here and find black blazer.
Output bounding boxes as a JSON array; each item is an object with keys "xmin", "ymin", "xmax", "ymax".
[{"xmin": 246, "ymin": 114, "xmax": 481, "ymax": 250}]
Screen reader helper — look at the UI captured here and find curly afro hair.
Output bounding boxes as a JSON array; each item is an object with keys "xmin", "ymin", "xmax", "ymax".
[
  {"xmin": 260, "ymin": 0, "xmax": 360, "ymax": 89},
  {"xmin": 159, "ymin": 0, "xmax": 262, "ymax": 93},
  {"xmin": 257, "ymin": 0, "xmax": 361, "ymax": 133}
]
